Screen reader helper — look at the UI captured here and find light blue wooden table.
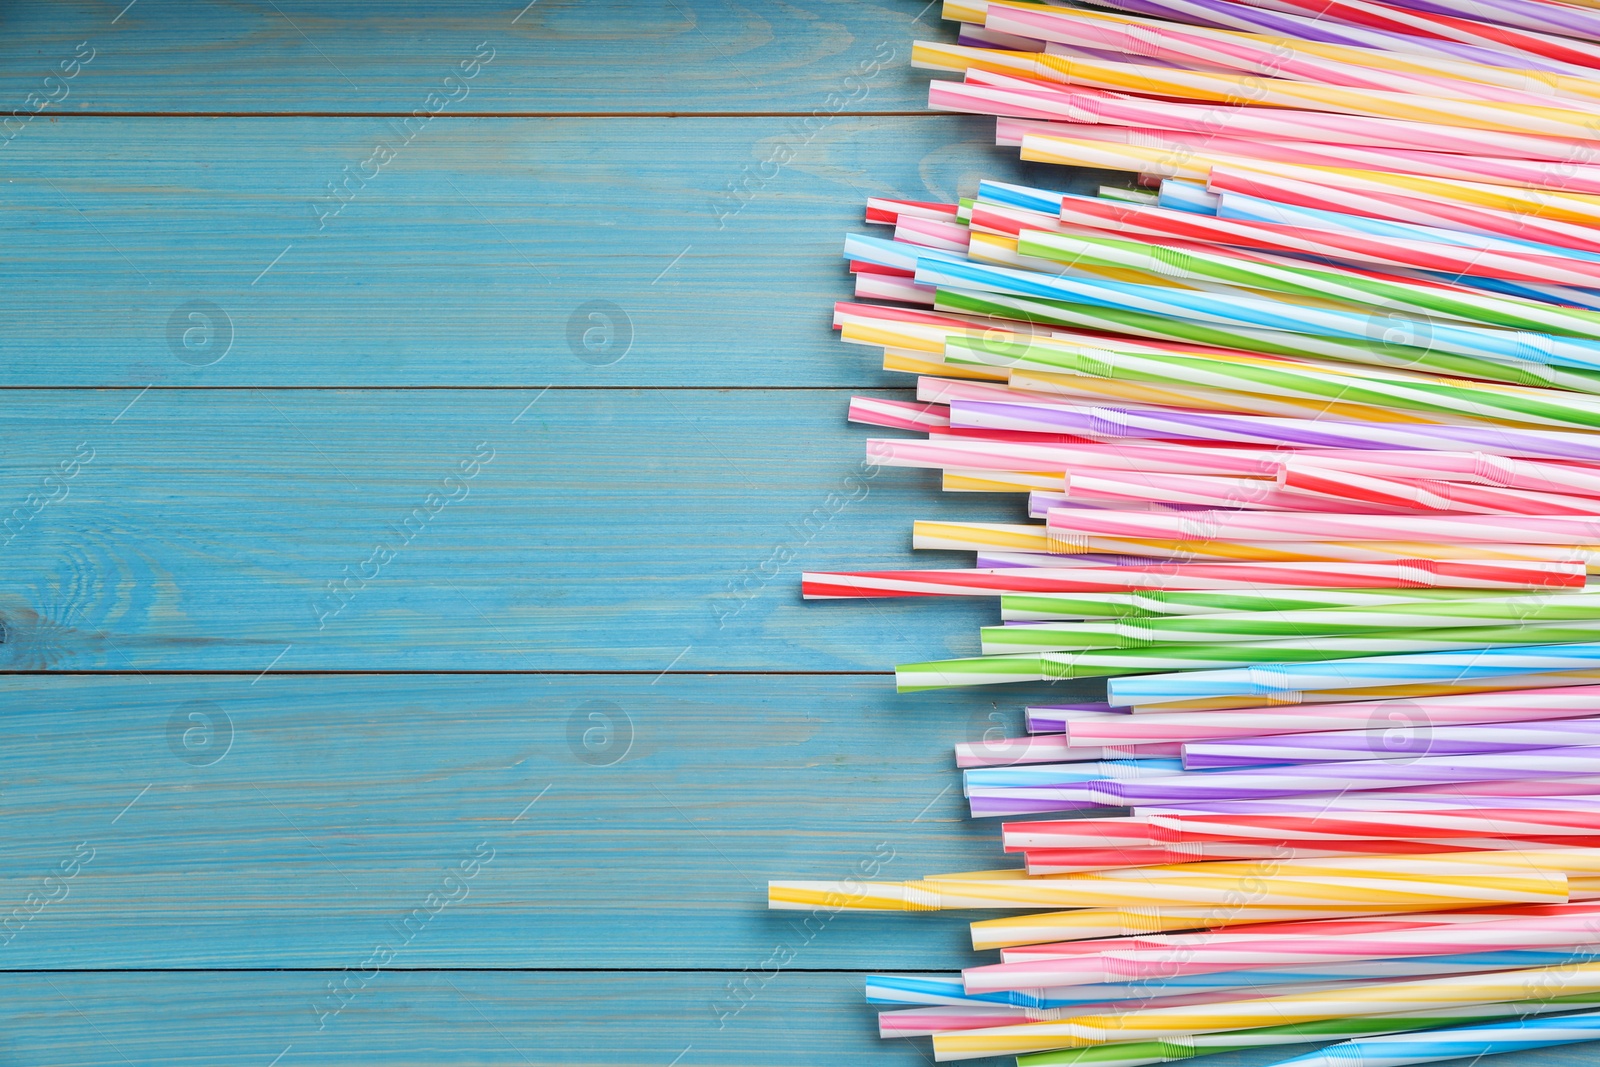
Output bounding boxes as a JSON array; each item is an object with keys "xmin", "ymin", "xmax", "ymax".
[{"xmin": 0, "ymin": 3, "xmax": 1571, "ymax": 1064}]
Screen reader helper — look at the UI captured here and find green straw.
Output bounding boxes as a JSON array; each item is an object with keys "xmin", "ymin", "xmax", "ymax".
[
  {"xmin": 1019, "ymin": 230, "xmax": 1600, "ymax": 343},
  {"xmin": 933, "ymin": 288, "xmax": 1600, "ymax": 399},
  {"xmin": 985, "ymin": 592, "xmax": 1600, "ymax": 653},
  {"xmin": 897, "ymin": 619, "xmax": 1600, "ymax": 691},
  {"xmin": 1017, "ymin": 989, "xmax": 1600, "ymax": 1067},
  {"xmin": 944, "ymin": 332, "xmax": 1600, "ymax": 434},
  {"xmin": 998, "ymin": 588, "xmax": 1529, "ymax": 621}
]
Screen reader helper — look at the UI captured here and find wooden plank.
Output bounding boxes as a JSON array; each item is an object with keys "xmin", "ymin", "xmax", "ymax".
[
  {"xmin": 0, "ymin": 387, "xmax": 1076, "ymax": 671},
  {"xmin": 0, "ymin": 971, "xmax": 1572, "ymax": 1067},
  {"xmin": 0, "ymin": 116, "xmax": 1078, "ymax": 387},
  {"xmin": 1, "ymin": 0, "xmax": 938, "ymax": 114},
  {"xmin": 0, "ymin": 672, "xmax": 1099, "ymax": 968}
]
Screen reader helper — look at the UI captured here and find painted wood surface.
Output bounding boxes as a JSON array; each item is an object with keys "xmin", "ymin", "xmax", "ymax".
[
  {"xmin": 0, "ymin": 673, "xmax": 1043, "ymax": 968},
  {"xmin": 1, "ymin": 4, "xmax": 1573, "ymax": 1066},
  {"xmin": 0, "ymin": 116, "xmax": 1045, "ymax": 386},
  {"xmin": 0, "ymin": 388, "xmax": 1051, "ymax": 671},
  {"xmin": 0, "ymin": 971, "xmax": 1429, "ymax": 1067},
  {"xmin": 0, "ymin": 0, "xmax": 938, "ymax": 113}
]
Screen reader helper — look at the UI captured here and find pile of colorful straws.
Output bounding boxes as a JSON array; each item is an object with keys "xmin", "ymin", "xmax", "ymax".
[{"xmin": 769, "ymin": 0, "xmax": 1600, "ymax": 1063}]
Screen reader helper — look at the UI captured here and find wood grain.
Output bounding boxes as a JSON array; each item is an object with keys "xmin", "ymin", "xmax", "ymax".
[
  {"xmin": 0, "ymin": 116, "xmax": 1058, "ymax": 386},
  {"xmin": 0, "ymin": 0, "xmax": 938, "ymax": 114},
  {"xmin": 0, "ymin": 672, "xmax": 1092, "ymax": 968},
  {"xmin": 0, "ymin": 387, "xmax": 1087, "ymax": 671}
]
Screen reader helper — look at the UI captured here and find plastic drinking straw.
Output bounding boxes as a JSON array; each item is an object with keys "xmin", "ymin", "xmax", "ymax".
[
  {"xmin": 1043, "ymin": 509, "xmax": 1600, "ymax": 545},
  {"xmin": 1018, "ymin": 838, "xmax": 1600, "ymax": 872},
  {"xmin": 963, "ymin": 915, "xmax": 1600, "ymax": 991},
  {"xmin": 1013, "ymin": 810, "xmax": 1600, "ymax": 851},
  {"xmin": 1278, "ymin": 468, "xmax": 1600, "ymax": 515},
  {"xmin": 911, "ymin": 40, "xmax": 1600, "ymax": 140},
  {"xmin": 1380, "ymin": 0, "xmax": 1600, "ymax": 43},
  {"xmin": 832, "ymin": 298, "xmax": 1031, "ymax": 354},
  {"xmin": 1062, "ymin": 0, "xmax": 1600, "ymax": 76},
  {"xmin": 929, "ymin": 961, "xmax": 1600, "ymax": 1059},
  {"xmin": 1214, "ymin": 161, "xmax": 1600, "ymax": 234},
  {"xmin": 1055, "ymin": 689, "xmax": 1600, "ymax": 747},
  {"xmin": 1022, "ymin": 133, "xmax": 1600, "ymax": 233},
  {"xmin": 886, "ymin": 346, "xmax": 1009, "ymax": 381},
  {"xmin": 847, "ymin": 396, "xmax": 950, "ymax": 432},
  {"xmin": 985, "ymin": 593, "xmax": 1600, "ymax": 654},
  {"xmin": 958, "ymin": 736, "xmax": 1181, "ymax": 766},
  {"xmin": 880, "ymin": 1004, "xmax": 1035, "ymax": 1038},
  {"xmin": 915, "ymin": 629, "xmax": 1600, "ymax": 691},
  {"xmin": 1016, "ymin": 991, "xmax": 1600, "ymax": 1066},
  {"xmin": 984, "ymin": 4, "xmax": 1600, "ymax": 106},
  {"xmin": 933, "ymin": 272, "xmax": 1600, "ymax": 400},
  {"xmin": 911, "ymin": 519, "xmax": 1600, "ymax": 570},
  {"xmin": 1158, "ymin": 180, "xmax": 1219, "ymax": 214},
  {"xmin": 1101, "ymin": 186, "xmax": 1159, "ymax": 206},
  {"xmin": 1081, "ymin": 747, "xmax": 1600, "ymax": 803},
  {"xmin": 1184, "ymin": 719, "xmax": 1600, "ymax": 767},
  {"xmin": 937, "ymin": 288, "xmax": 1600, "ymax": 404},
  {"xmin": 948, "ymin": 398, "xmax": 1600, "ymax": 465},
  {"xmin": 768, "ymin": 862, "xmax": 1569, "ymax": 914},
  {"xmin": 865, "ymin": 196, "xmax": 960, "ymax": 225},
  {"xmin": 970, "ymin": 904, "xmax": 1468, "ymax": 951},
  {"xmin": 1201, "ymin": 165, "xmax": 1600, "ymax": 261},
  {"xmin": 946, "ymin": 331, "xmax": 1600, "ymax": 434},
  {"xmin": 807, "ymin": 558, "xmax": 1585, "ymax": 599},
  {"xmin": 996, "ymin": 588, "xmax": 1531, "ymax": 621},
  {"xmin": 880, "ymin": 953, "xmax": 1596, "ymax": 1028},
  {"xmin": 941, "ymin": 71, "xmax": 1600, "ymax": 161},
  {"xmin": 1149, "ymin": 0, "xmax": 1600, "ymax": 72},
  {"xmin": 1037, "ymin": 190, "xmax": 1600, "ymax": 290},
  {"xmin": 1209, "ymin": 189, "xmax": 1600, "ymax": 270},
  {"xmin": 1151, "ymin": 810, "xmax": 1600, "ymax": 847},
  {"xmin": 966, "ymin": 758, "xmax": 1184, "ymax": 791},
  {"xmin": 1063, "ymin": 471, "xmax": 1409, "ymax": 513},
  {"xmin": 984, "ymin": 612, "xmax": 1598, "ymax": 654},
  {"xmin": 1284, "ymin": 454, "xmax": 1600, "ymax": 498},
  {"xmin": 896, "ymin": 214, "xmax": 971, "ymax": 252},
  {"xmin": 863, "ymin": 435, "xmax": 1291, "ymax": 475},
  {"xmin": 858, "ymin": 270, "xmax": 936, "ymax": 305},
  {"xmin": 1266, "ymin": 1007, "xmax": 1600, "ymax": 1067},
  {"xmin": 946, "ymin": 469, "xmax": 1066, "ymax": 493},
  {"xmin": 1017, "ymin": 230, "xmax": 1600, "ymax": 344},
  {"xmin": 1203, "ymin": 0, "xmax": 1600, "ymax": 69}
]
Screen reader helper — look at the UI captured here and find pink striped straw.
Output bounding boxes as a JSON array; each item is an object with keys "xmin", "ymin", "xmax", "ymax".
[
  {"xmin": 985, "ymin": 4, "xmax": 1580, "ymax": 106},
  {"xmin": 1063, "ymin": 688, "xmax": 1600, "ymax": 748},
  {"xmin": 853, "ymin": 273, "xmax": 933, "ymax": 306},
  {"xmin": 1239, "ymin": 0, "xmax": 1600, "ymax": 71},
  {"xmin": 865, "ymin": 197, "xmax": 961, "ymax": 225},
  {"xmin": 1044, "ymin": 509, "xmax": 1600, "ymax": 545},
  {"xmin": 940, "ymin": 70, "xmax": 1600, "ymax": 160},
  {"xmin": 894, "ymin": 214, "xmax": 972, "ymax": 253},
  {"xmin": 1279, "ymin": 463, "xmax": 1600, "ymax": 516},
  {"xmin": 1011, "ymin": 119, "xmax": 1600, "ymax": 197},
  {"xmin": 1206, "ymin": 165, "xmax": 1600, "ymax": 258},
  {"xmin": 969, "ymin": 194, "xmax": 1600, "ymax": 291},
  {"xmin": 866, "ymin": 436, "xmax": 1286, "ymax": 476},
  {"xmin": 1067, "ymin": 470, "xmax": 1414, "ymax": 513},
  {"xmin": 962, "ymin": 913, "xmax": 1600, "ymax": 991},
  {"xmin": 846, "ymin": 396, "xmax": 950, "ymax": 432},
  {"xmin": 1282, "ymin": 454, "xmax": 1600, "ymax": 499},
  {"xmin": 1020, "ymin": 837, "xmax": 1600, "ymax": 874}
]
